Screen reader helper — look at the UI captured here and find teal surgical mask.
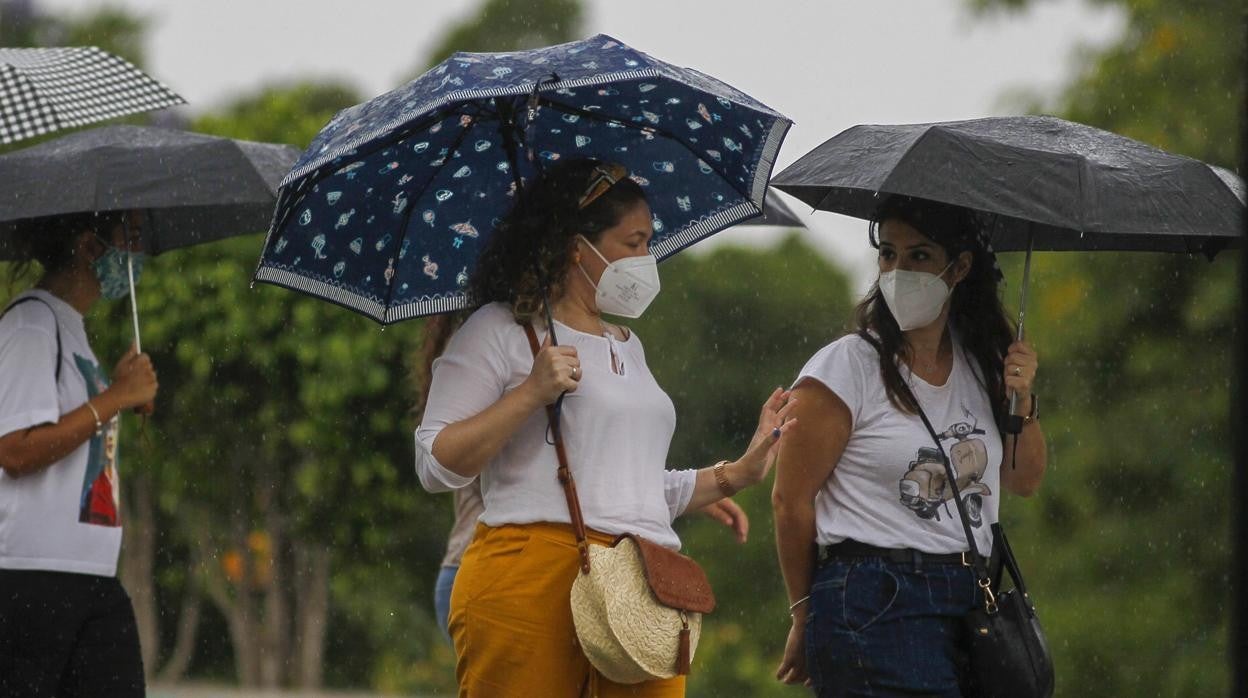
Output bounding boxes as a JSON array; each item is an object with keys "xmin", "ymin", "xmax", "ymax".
[{"xmin": 92, "ymin": 245, "xmax": 146, "ymax": 300}]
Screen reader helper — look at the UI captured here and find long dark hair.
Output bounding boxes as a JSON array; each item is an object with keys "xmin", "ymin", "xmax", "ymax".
[
  {"xmin": 6, "ymin": 211, "xmax": 126, "ymax": 292},
  {"xmin": 412, "ymin": 158, "xmax": 647, "ymax": 414},
  {"xmin": 855, "ymin": 195, "xmax": 1014, "ymax": 430}
]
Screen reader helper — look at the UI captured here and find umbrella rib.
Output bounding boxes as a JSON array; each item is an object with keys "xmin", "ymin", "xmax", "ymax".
[
  {"xmin": 536, "ymin": 97, "xmax": 758, "ymax": 209},
  {"xmin": 495, "ymin": 96, "xmax": 529, "ymax": 195}
]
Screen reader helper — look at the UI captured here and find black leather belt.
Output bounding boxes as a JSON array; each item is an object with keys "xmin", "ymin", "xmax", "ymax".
[{"xmin": 818, "ymin": 539, "xmax": 970, "ymax": 567}]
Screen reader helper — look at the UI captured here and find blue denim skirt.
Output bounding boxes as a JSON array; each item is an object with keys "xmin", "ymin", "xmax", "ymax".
[{"xmin": 804, "ymin": 554, "xmax": 982, "ymax": 697}]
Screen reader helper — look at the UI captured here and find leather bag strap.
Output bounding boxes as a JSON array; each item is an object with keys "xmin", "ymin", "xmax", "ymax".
[
  {"xmin": 522, "ymin": 322, "xmax": 592, "ymax": 574},
  {"xmin": 991, "ymin": 522, "xmax": 1029, "ymax": 598}
]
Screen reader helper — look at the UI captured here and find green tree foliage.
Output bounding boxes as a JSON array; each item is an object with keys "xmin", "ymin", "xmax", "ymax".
[
  {"xmin": 194, "ymin": 82, "xmax": 361, "ymax": 146},
  {"xmin": 0, "ymin": 0, "xmax": 147, "ymax": 62},
  {"xmin": 968, "ymin": 1, "xmax": 1242, "ymax": 695},
  {"xmin": 420, "ymin": 0, "xmax": 583, "ymax": 68}
]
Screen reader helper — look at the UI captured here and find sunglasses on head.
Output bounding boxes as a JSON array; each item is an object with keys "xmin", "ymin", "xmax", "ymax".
[{"xmin": 577, "ymin": 162, "xmax": 630, "ymax": 210}]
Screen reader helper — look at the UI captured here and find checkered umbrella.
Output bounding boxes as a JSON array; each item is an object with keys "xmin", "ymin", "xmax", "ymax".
[{"xmin": 0, "ymin": 46, "xmax": 185, "ymax": 145}]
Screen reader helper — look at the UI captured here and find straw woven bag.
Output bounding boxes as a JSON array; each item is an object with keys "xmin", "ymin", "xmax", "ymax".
[
  {"xmin": 571, "ymin": 534, "xmax": 716, "ymax": 683},
  {"xmin": 524, "ymin": 324, "xmax": 717, "ymax": 684}
]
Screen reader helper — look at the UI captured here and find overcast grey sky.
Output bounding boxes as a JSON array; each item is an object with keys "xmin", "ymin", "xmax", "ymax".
[{"xmin": 41, "ymin": 0, "xmax": 1123, "ymax": 289}]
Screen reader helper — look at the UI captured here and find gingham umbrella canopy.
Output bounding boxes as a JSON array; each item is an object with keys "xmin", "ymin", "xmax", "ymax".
[{"xmin": 0, "ymin": 46, "xmax": 185, "ymax": 145}]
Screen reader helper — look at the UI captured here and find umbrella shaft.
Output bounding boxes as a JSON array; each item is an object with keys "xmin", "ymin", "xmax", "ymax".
[
  {"xmin": 1008, "ymin": 234, "xmax": 1035, "ymax": 418},
  {"xmin": 127, "ymin": 251, "xmax": 141, "ymax": 354}
]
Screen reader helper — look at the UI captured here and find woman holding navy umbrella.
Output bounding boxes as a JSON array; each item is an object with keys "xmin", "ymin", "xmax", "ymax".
[
  {"xmin": 415, "ymin": 158, "xmax": 795, "ymax": 696},
  {"xmin": 773, "ymin": 195, "xmax": 1047, "ymax": 696},
  {"xmin": 0, "ymin": 211, "xmax": 158, "ymax": 697}
]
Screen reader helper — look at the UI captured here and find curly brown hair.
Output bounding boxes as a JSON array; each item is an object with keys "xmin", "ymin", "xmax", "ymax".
[
  {"xmin": 467, "ymin": 157, "xmax": 646, "ymax": 324},
  {"xmin": 412, "ymin": 158, "xmax": 647, "ymax": 414}
]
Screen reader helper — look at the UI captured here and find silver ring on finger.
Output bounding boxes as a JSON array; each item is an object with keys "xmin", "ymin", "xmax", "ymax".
[
  {"xmin": 1012, "ymin": 366, "xmax": 1022, "ymax": 376},
  {"xmin": 571, "ymin": 366, "xmax": 579, "ymax": 379}
]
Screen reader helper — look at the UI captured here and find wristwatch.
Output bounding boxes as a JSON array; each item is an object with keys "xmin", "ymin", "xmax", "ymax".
[
  {"xmin": 712, "ymin": 460, "xmax": 736, "ymax": 497},
  {"xmin": 1022, "ymin": 393, "xmax": 1039, "ymax": 425}
]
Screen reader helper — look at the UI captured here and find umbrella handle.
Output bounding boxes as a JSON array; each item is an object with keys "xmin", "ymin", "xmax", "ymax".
[
  {"xmin": 1004, "ymin": 230, "xmax": 1035, "ymax": 434},
  {"xmin": 127, "ymin": 249, "xmax": 141, "ymax": 355},
  {"xmin": 123, "ymin": 230, "xmax": 153, "ymax": 417},
  {"xmin": 1006, "ymin": 304, "xmax": 1025, "ymax": 425},
  {"xmin": 540, "ymin": 285, "xmax": 567, "ymax": 421}
]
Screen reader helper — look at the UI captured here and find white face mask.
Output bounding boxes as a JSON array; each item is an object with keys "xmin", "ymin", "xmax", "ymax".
[
  {"xmin": 878, "ymin": 262, "xmax": 955, "ymax": 331},
  {"xmin": 576, "ymin": 235, "xmax": 661, "ymax": 319}
]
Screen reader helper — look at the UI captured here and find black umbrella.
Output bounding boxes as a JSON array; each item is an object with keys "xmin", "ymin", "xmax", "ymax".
[
  {"xmin": 0, "ymin": 47, "xmax": 185, "ymax": 145},
  {"xmin": 740, "ymin": 189, "xmax": 805, "ymax": 228},
  {"xmin": 773, "ymin": 115, "xmax": 1243, "ymax": 255},
  {"xmin": 0, "ymin": 124, "xmax": 300, "ymax": 349},
  {"xmin": 0, "ymin": 125, "xmax": 299, "ymax": 256},
  {"xmin": 772, "ymin": 115, "xmax": 1245, "ymax": 425}
]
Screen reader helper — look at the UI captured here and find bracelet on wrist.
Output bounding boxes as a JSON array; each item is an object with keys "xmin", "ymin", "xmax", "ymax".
[
  {"xmin": 712, "ymin": 460, "xmax": 736, "ymax": 497},
  {"xmin": 788, "ymin": 595, "xmax": 810, "ymax": 617},
  {"xmin": 1022, "ymin": 392, "xmax": 1039, "ymax": 426},
  {"xmin": 84, "ymin": 399, "xmax": 103, "ymax": 436}
]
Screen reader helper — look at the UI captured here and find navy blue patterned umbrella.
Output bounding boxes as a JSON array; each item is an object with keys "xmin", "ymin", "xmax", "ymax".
[{"xmin": 255, "ymin": 34, "xmax": 791, "ymax": 324}]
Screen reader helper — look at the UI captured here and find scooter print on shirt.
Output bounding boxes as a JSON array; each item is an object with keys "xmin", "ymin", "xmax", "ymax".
[{"xmin": 898, "ymin": 407, "xmax": 991, "ymax": 527}]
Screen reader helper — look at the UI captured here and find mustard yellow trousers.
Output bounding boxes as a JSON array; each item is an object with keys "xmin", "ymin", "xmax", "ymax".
[{"xmin": 449, "ymin": 522, "xmax": 686, "ymax": 697}]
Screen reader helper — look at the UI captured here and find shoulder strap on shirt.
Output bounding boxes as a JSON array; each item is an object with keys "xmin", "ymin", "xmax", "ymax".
[
  {"xmin": 522, "ymin": 322, "xmax": 592, "ymax": 574},
  {"xmin": 1, "ymin": 296, "xmax": 62, "ymax": 382}
]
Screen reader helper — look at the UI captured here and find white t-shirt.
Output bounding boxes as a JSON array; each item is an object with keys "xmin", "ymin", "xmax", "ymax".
[
  {"xmin": 795, "ymin": 333, "xmax": 1003, "ymax": 554},
  {"xmin": 415, "ymin": 303, "xmax": 696, "ymax": 550},
  {"xmin": 0, "ymin": 290, "xmax": 123, "ymax": 576}
]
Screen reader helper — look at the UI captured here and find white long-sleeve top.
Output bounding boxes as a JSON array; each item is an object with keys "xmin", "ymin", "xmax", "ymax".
[{"xmin": 415, "ymin": 303, "xmax": 696, "ymax": 550}]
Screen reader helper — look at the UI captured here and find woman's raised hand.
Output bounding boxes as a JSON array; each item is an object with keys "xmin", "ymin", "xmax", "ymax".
[
  {"xmin": 734, "ymin": 387, "xmax": 797, "ymax": 486},
  {"xmin": 521, "ymin": 332, "xmax": 581, "ymax": 406},
  {"xmin": 108, "ymin": 344, "xmax": 158, "ymax": 410}
]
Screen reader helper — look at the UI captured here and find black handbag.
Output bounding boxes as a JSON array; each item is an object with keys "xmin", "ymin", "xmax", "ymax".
[
  {"xmin": 965, "ymin": 523, "xmax": 1055, "ymax": 697},
  {"xmin": 906, "ymin": 386, "xmax": 1055, "ymax": 698}
]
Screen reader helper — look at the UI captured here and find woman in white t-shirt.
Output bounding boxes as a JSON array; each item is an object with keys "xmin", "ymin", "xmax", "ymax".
[
  {"xmin": 414, "ymin": 158, "xmax": 794, "ymax": 696},
  {"xmin": 772, "ymin": 195, "xmax": 1047, "ymax": 696},
  {"xmin": 0, "ymin": 210, "xmax": 159, "ymax": 697}
]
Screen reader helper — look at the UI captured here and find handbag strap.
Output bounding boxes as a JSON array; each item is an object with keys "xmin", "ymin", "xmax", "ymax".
[
  {"xmin": 895, "ymin": 376, "xmax": 998, "ymax": 608},
  {"xmin": 2, "ymin": 296, "xmax": 63, "ymax": 382},
  {"xmin": 522, "ymin": 322, "xmax": 593, "ymax": 574},
  {"xmin": 990, "ymin": 522, "xmax": 1031, "ymax": 600}
]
